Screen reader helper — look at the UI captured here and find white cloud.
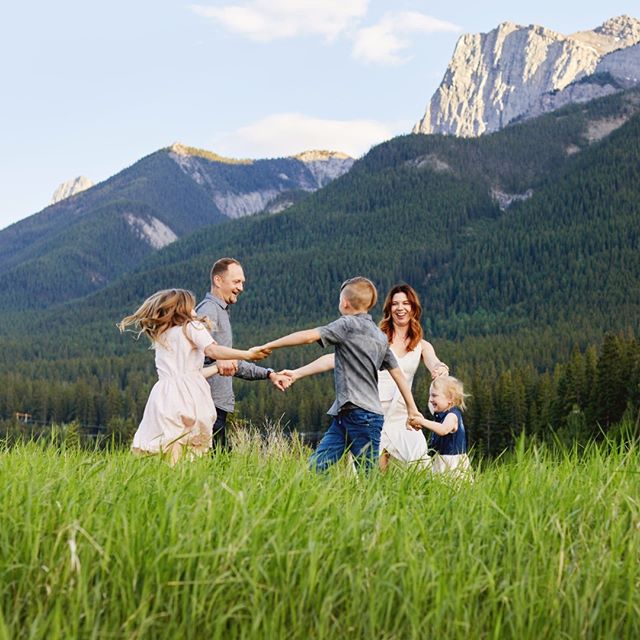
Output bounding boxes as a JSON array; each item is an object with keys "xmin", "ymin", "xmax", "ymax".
[
  {"xmin": 213, "ymin": 113, "xmax": 397, "ymax": 159},
  {"xmin": 191, "ymin": 0, "xmax": 369, "ymax": 42},
  {"xmin": 353, "ymin": 11, "xmax": 461, "ymax": 64}
]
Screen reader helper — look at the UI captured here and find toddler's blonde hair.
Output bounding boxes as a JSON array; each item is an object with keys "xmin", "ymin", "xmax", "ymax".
[{"xmin": 430, "ymin": 375, "xmax": 469, "ymax": 411}]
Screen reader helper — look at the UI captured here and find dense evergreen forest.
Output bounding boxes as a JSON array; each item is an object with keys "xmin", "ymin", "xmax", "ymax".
[
  {"xmin": 2, "ymin": 333, "xmax": 638, "ymax": 456},
  {"xmin": 1, "ymin": 88, "xmax": 639, "ymax": 454}
]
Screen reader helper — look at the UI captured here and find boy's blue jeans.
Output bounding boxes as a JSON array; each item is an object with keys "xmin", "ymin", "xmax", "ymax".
[{"xmin": 309, "ymin": 408, "xmax": 384, "ymax": 473}]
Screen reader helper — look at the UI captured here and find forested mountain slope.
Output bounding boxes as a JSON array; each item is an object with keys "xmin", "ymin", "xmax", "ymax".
[
  {"xmin": 0, "ymin": 146, "xmax": 352, "ymax": 309},
  {"xmin": 1, "ymin": 87, "xmax": 638, "ymax": 364}
]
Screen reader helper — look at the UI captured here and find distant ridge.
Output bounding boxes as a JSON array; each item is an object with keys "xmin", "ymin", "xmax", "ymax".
[
  {"xmin": 166, "ymin": 142, "xmax": 253, "ymax": 165},
  {"xmin": 0, "ymin": 143, "xmax": 353, "ymax": 309}
]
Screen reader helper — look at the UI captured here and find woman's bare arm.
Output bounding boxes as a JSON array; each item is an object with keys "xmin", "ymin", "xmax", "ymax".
[{"xmin": 421, "ymin": 340, "xmax": 449, "ymax": 379}]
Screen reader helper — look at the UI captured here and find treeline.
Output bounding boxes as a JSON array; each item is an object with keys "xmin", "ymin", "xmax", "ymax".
[
  {"xmin": 235, "ymin": 332, "xmax": 640, "ymax": 456},
  {"xmin": 2, "ymin": 333, "xmax": 638, "ymax": 456},
  {"xmin": 462, "ymin": 332, "xmax": 640, "ymax": 455}
]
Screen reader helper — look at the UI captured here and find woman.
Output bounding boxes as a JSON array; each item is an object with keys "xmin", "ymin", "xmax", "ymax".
[
  {"xmin": 376, "ymin": 284, "xmax": 448, "ymax": 470},
  {"xmin": 281, "ymin": 284, "xmax": 448, "ymax": 470}
]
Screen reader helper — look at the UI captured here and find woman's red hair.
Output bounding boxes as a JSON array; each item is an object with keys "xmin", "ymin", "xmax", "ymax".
[{"xmin": 379, "ymin": 284, "xmax": 424, "ymax": 351}]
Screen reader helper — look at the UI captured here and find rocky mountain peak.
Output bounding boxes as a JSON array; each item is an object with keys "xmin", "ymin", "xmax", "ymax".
[
  {"xmin": 291, "ymin": 150, "xmax": 355, "ymax": 188},
  {"xmin": 293, "ymin": 150, "xmax": 352, "ymax": 162},
  {"xmin": 594, "ymin": 15, "xmax": 640, "ymax": 40},
  {"xmin": 49, "ymin": 176, "xmax": 94, "ymax": 205},
  {"xmin": 169, "ymin": 142, "xmax": 189, "ymax": 156},
  {"xmin": 413, "ymin": 15, "xmax": 640, "ymax": 138},
  {"xmin": 568, "ymin": 15, "xmax": 640, "ymax": 55},
  {"xmin": 167, "ymin": 142, "xmax": 252, "ymax": 165},
  {"xmin": 166, "ymin": 144, "xmax": 355, "ymax": 220}
]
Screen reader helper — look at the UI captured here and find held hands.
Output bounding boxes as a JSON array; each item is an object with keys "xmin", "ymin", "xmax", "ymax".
[
  {"xmin": 248, "ymin": 345, "xmax": 272, "ymax": 361},
  {"xmin": 277, "ymin": 369, "xmax": 300, "ymax": 385},
  {"xmin": 216, "ymin": 360, "xmax": 238, "ymax": 376},
  {"xmin": 268, "ymin": 371, "xmax": 294, "ymax": 391},
  {"xmin": 431, "ymin": 362, "xmax": 450, "ymax": 379},
  {"xmin": 407, "ymin": 411, "xmax": 425, "ymax": 431},
  {"xmin": 266, "ymin": 368, "xmax": 304, "ymax": 391}
]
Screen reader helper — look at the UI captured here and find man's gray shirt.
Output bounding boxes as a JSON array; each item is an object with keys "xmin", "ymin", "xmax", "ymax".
[
  {"xmin": 318, "ymin": 313, "xmax": 399, "ymax": 416},
  {"xmin": 195, "ymin": 292, "xmax": 271, "ymax": 412}
]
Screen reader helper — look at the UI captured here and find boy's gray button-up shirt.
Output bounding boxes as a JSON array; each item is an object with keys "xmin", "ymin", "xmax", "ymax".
[
  {"xmin": 195, "ymin": 292, "xmax": 270, "ymax": 413},
  {"xmin": 318, "ymin": 313, "xmax": 398, "ymax": 416}
]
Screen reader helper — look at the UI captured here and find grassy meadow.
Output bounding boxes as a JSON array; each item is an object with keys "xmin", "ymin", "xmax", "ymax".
[{"xmin": 1, "ymin": 428, "xmax": 639, "ymax": 639}]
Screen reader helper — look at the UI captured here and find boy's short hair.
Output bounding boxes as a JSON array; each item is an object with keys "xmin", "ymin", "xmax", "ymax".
[
  {"xmin": 340, "ymin": 277, "xmax": 378, "ymax": 311},
  {"xmin": 431, "ymin": 375, "xmax": 469, "ymax": 411}
]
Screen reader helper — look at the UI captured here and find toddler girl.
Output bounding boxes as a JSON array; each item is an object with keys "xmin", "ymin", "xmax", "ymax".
[{"xmin": 408, "ymin": 375, "xmax": 471, "ymax": 476}]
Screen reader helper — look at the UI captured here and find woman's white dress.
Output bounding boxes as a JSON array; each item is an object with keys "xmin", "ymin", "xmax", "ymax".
[
  {"xmin": 132, "ymin": 322, "xmax": 215, "ymax": 458},
  {"xmin": 378, "ymin": 345, "xmax": 429, "ymax": 466}
]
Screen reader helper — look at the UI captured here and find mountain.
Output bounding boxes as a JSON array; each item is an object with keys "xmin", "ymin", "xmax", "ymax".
[
  {"xmin": 1, "ymin": 87, "xmax": 639, "ymax": 446},
  {"xmin": 3, "ymin": 86, "xmax": 639, "ymax": 356},
  {"xmin": 167, "ymin": 144, "xmax": 353, "ymax": 219},
  {"xmin": 50, "ymin": 176, "xmax": 94, "ymax": 205},
  {"xmin": 0, "ymin": 144, "xmax": 353, "ymax": 309},
  {"xmin": 414, "ymin": 15, "xmax": 640, "ymax": 137}
]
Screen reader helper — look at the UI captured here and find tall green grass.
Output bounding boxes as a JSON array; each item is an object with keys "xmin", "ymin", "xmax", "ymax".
[{"xmin": 1, "ymin": 429, "xmax": 638, "ymax": 639}]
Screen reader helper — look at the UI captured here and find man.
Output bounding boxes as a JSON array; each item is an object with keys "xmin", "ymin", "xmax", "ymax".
[{"xmin": 196, "ymin": 257, "xmax": 290, "ymax": 450}]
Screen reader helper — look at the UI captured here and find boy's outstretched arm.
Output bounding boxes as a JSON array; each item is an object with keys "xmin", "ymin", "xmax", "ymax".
[
  {"xmin": 205, "ymin": 343, "xmax": 269, "ymax": 362},
  {"xmin": 280, "ymin": 353, "xmax": 335, "ymax": 384},
  {"xmin": 387, "ymin": 367, "xmax": 422, "ymax": 421},
  {"xmin": 254, "ymin": 329, "xmax": 322, "ymax": 352}
]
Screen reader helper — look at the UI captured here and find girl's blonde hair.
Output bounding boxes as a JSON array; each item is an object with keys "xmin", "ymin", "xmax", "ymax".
[
  {"xmin": 430, "ymin": 375, "xmax": 469, "ymax": 411},
  {"xmin": 118, "ymin": 288, "xmax": 211, "ymax": 347}
]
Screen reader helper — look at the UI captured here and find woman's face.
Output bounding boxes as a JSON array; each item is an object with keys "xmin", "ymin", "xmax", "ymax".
[{"xmin": 390, "ymin": 292, "xmax": 413, "ymax": 327}]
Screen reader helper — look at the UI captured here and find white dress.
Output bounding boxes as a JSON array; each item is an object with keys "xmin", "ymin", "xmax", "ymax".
[
  {"xmin": 132, "ymin": 322, "xmax": 215, "ymax": 459},
  {"xmin": 378, "ymin": 346, "xmax": 429, "ymax": 466}
]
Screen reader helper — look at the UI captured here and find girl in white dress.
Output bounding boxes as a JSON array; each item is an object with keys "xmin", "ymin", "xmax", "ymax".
[
  {"xmin": 119, "ymin": 289, "xmax": 268, "ymax": 464},
  {"xmin": 279, "ymin": 284, "xmax": 448, "ymax": 471}
]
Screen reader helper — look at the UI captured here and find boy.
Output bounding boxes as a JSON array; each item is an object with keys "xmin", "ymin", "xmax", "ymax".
[{"xmin": 255, "ymin": 277, "xmax": 422, "ymax": 471}]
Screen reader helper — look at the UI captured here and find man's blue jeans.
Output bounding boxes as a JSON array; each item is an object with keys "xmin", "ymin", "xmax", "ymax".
[{"xmin": 309, "ymin": 408, "xmax": 384, "ymax": 473}]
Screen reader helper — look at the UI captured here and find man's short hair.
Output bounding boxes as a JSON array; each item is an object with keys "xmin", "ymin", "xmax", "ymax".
[
  {"xmin": 210, "ymin": 258, "xmax": 241, "ymax": 285},
  {"xmin": 340, "ymin": 277, "xmax": 378, "ymax": 311}
]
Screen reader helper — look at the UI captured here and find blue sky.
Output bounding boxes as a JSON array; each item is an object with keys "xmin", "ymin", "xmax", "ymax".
[{"xmin": 1, "ymin": 1, "xmax": 638, "ymax": 229}]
